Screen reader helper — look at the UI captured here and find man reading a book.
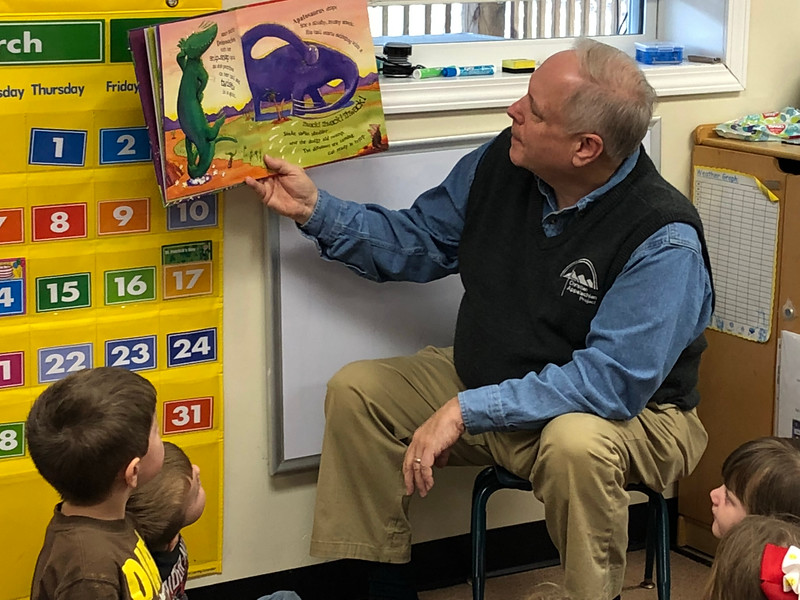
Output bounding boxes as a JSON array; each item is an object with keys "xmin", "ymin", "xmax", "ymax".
[{"xmin": 245, "ymin": 39, "xmax": 713, "ymax": 600}]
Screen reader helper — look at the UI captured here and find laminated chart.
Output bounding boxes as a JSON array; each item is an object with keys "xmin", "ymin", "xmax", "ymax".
[
  {"xmin": 693, "ymin": 165, "xmax": 780, "ymax": 343},
  {"xmin": 0, "ymin": 2, "xmax": 223, "ymax": 597}
]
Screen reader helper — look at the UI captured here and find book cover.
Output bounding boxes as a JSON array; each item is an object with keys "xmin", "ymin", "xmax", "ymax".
[{"xmin": 131, "ymin": 0, "xmax": 388, "ymax": 206}]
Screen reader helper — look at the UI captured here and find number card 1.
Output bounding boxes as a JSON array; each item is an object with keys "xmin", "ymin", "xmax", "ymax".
[
  {"xmin": 29, "ymin": 128, "xmax": 87, "ymax": 167},
  {"xmin": 163, "ymin": 397, "xmax": 214, "ymax": 434},
  {"xmin": 0, "ymin": 422, "xmax": 25, "ymax": 459}
]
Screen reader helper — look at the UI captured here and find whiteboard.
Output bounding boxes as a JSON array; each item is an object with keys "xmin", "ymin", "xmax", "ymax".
[
  {"xmin": 265, "ymin": 134, "xmax": 495, "ymax": 473},
  {"xmin": 266, "ymin": 120, "xmax": 660, "ymax": 473}
]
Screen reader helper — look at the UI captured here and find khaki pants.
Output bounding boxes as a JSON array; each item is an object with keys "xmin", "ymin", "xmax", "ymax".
[{"xmin": 310, "ymin": 346, "xmax": 708, "ymax": 600}]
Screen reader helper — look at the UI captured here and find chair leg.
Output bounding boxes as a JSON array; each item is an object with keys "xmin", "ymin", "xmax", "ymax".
[
  {"xmin": 633, "ymin": 486, "xmax": 670, "ymax": 600},
  {"xmin": 654, "ymin": 493, "xmax": 671, "ymax": 600},
  {"xmin": 639, "ymin": 496, "xmax": 656, "ymax": 590},
  {"xmin": 471, "ymin": 467, "xmax": 502, "ymax": 600}
]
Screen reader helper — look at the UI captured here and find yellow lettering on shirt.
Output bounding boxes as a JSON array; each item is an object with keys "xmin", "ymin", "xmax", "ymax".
[{"xmin": 122, "ymin": 536, "xmax": 162, "ymax": 599}]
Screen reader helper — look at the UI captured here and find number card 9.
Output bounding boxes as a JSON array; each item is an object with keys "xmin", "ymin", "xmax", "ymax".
[{"xmin": 98, "ymin": 198, "xmax": 150, "ymax": 235}]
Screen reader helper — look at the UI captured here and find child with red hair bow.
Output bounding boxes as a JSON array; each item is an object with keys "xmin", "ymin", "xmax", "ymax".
[{"xmin": 704, "ymin": 514, "xmax": 800, "ymax": 600}]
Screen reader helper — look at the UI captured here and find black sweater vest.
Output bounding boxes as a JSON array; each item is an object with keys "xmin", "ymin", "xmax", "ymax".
[{"xmin": 453, "ymin": 128, "xmax": 712, "ymax": 410}]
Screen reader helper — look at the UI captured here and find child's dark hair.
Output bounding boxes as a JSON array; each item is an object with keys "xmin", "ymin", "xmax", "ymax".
[
  {"xmin": 703, "ymin": 514, "xmax": 800, "ymax": 600},
  {"xmin": 722, "ymin": 436, "xmax": 800, "ymax": 516},
  {"xmin": 127, "ymin": 441, "xmax": 193, "ymax": 550},
  {"xmin": 26, "ymin": 367, "xmax": 157, "ymax": 505}
]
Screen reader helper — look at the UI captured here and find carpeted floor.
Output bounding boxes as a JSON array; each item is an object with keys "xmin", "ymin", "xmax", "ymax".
[{"xmin": 419, "ymin": 549, "xmax": 712, "ymax": 600}]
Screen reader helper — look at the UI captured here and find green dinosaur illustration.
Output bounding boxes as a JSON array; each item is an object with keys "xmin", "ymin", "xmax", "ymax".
[{"xmin": 176, "ymin": 22, "xmax": 236, "ymax": 181}]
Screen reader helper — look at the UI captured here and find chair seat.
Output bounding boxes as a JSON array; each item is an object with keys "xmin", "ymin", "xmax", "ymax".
[{"xmin": 470, "ymin": 465, "xmax": 670, "ymax": 600}]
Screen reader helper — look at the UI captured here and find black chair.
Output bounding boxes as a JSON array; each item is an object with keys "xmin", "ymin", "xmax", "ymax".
[{"xmin": 470, "ymin": 465, "xmax": 670, "ymax": 600}]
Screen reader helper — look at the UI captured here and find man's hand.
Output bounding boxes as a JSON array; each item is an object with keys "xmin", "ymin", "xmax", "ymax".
[
  {"xmin": 244, "ymin": 155, "xmax": 319, "ymax": 225},
  {"xmin": 403, "ymin": 397, "xmax": 466, "ymax": 498}
]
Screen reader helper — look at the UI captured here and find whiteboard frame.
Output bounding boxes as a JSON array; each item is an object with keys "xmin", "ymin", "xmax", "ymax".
[{"xmin": 265, "ymin": 119, "xmax": 661, "ymax": 474}]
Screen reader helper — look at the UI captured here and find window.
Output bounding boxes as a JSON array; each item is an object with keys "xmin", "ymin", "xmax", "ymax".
[
  {"xmin": 369, "ymin": 0, "xmax": 644, "ymax": 40},
  {"xmin": 371, "ymin": 0, "xmax": 749, "ymax": 114}
]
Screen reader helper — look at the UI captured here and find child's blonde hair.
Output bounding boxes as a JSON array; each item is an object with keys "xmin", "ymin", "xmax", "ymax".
[
  {"xmin": 127, "ymin": 441, "xmax": 193, "ymax": 549},
  {"xmin": 704, "ymin": 514, "xmax": 800, "ymax": 600}
]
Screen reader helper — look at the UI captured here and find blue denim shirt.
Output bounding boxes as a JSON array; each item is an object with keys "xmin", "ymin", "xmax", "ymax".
[{"xmin": 300, "ymin": 142, "xmax": 713, "ymax": 432}]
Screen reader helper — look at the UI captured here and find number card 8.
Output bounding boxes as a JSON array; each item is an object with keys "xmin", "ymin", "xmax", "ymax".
[{"xmin": 0, "ymin": 422, "xmax": 25, "ymax": 459}]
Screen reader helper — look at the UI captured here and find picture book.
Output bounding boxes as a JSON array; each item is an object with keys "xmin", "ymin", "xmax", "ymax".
[{"xmin": 129, "ymin": 0, "xmax": 388, "ymax": 206}]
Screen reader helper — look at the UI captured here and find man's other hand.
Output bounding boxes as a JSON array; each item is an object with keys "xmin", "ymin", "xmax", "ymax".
[
  {"xmin": 245, "ymin": 155, "xmax": 319, "ymax": 225},
  {"xmin": 403, "ymin": 397, "xmax": 466, "ymax": 497}
]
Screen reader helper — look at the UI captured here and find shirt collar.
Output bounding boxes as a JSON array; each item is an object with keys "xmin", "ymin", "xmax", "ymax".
[{"xmin": 539, "ymin": 146, "xmax": 641, "ymax": 217}]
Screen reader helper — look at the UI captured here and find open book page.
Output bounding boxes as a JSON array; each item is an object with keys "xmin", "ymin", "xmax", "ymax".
[{"xmin": 150, "ymin": 0, "xmax": 386, "ymax": 205}]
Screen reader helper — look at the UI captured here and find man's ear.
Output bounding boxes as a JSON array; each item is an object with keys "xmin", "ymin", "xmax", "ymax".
[
  {"xmin": 572, "ymin": 132, "xmax": 604, "ymax": 167},
  {"xmin": 124, "ymin": 457, "xmax": 141, "ymax": 489}
]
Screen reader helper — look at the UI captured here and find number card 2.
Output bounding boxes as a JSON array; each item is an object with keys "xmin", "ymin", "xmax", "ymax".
[
  {"xmin": 99, "ymin": 127, "xmax": 151, "ymax": 165},
  {"xmin": 98, "ymin": 198, "xmax": 150, "ymax": 235},
  {"xmin": 105, "ymin": 335, "xmax": 157, "ymax": 371},
  {"xmin": 0, "ymin": 208, "xmax": 24, "ymax": 245},
  {"xmin": 167, "ymin": 327, "xmax": 217, "ymax": 367},
  {"xmin": 32, "ymin": 203, "xmax": 88, "ymax": 242},
  {"xmin": 38, "ymin": 343, "xmax": 93, "ymax": 384},
  {"xmin": 0, "ymin": 422, "xmax": 25, "ymax": 459},
  {"xmin": 163, "ymin": 397, "xmax": 214, "ymax": 434}
]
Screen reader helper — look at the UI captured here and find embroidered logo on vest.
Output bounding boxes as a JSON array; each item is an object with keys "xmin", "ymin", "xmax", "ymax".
[{"xmin": 559, "ymin": 258, "xmax": 599, "ymax": 305}]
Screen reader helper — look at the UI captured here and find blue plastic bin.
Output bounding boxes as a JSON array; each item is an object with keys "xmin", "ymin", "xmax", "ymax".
[{"xmin": 635, "ymin": 42, "xmax": 684, "ymax": 65}]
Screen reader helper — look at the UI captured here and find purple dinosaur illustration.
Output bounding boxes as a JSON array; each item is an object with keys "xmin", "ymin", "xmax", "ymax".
[{"xmin": 241, "ymin": 23, "xmax": 361, "ymax": 120}]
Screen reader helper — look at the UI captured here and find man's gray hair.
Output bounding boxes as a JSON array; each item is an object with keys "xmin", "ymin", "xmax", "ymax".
[{"xmin": 565, "ymin": 38, "xmax": 657, "ymax": 163}]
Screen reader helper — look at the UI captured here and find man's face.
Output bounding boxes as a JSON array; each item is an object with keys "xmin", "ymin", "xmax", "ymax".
[
  {"xmin": 506, "ymin": 50, "xmax": 584, "ymax": 180},
  {"xmin": 709, "ymin": 483, "xmax": 747, "ymax": 538}
]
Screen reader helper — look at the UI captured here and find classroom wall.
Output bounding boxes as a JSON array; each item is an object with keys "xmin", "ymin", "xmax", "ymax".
[{"xmin": 195, "ymin": 0, "xmax": 800, "ymax": 586}]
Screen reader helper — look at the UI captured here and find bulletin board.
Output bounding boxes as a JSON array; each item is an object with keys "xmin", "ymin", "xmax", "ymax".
[{"xmin": 0, "ymin": 2, "xmax": 223, "ymax": 598}]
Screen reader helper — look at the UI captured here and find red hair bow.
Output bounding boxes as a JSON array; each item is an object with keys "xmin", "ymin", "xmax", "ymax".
[{"xmin": 761, "ymin": 543, "xmax": 800, "ymax": 600}]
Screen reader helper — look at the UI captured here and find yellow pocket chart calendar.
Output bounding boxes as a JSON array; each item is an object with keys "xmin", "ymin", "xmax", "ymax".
[{"xmin": 0, "ymin": 2, "xmax": 225, "ymax": 598}]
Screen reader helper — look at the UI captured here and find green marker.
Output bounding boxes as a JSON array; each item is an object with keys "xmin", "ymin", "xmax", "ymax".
[{"xmin": 412, "ymin": 67, "xmax": 443, "ymax": 79}]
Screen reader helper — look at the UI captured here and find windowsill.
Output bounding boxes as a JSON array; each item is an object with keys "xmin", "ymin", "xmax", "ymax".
[{"xmin": 379, "ymin": 61, "xmax": 744, "ymax": 115}]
